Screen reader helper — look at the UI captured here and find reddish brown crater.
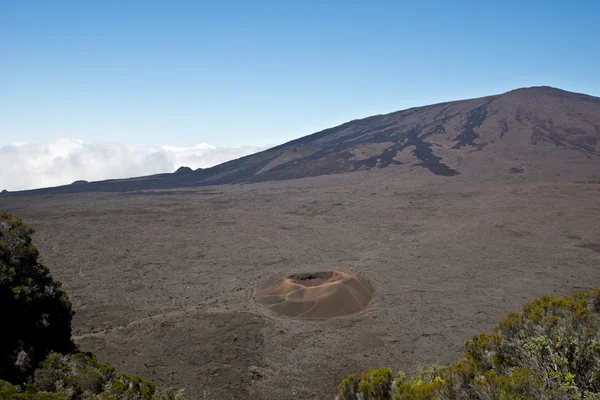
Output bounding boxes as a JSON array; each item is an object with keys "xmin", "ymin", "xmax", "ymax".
[{"xmin": 258, "ymin": 271, "xmax": 374, "ymax": 319}]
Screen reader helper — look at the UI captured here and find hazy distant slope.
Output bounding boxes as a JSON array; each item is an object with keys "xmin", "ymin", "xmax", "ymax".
[{"xmin": 6, "ymin": 86, "xmax": 600, "ymax": 195}]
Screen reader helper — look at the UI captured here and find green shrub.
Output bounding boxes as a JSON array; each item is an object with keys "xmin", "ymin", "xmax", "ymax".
[
  {"xmin": 338, "ymin": 374, "xmax": 359, "ymax": 400},
  {"xmin": 337, "ymin": 289, "xmax": 600, "ymax": 400},
  {"xmin": 0, "ymin": 212, "xmax": 74, "ymax": 383},
  {"xmin": 357, "ymin": 368, "xmax": 394, "ymax": 400},
  {"xmin": 395, "ymin": 367, "xmax": 450, "ymax": 400},
  {"xmin": 25, "ymin": 352, "xmax": 183, "ymax": 400},
  {"xmin": 0, "ymin": 379, "xmax": 65, "ymax": 399}
]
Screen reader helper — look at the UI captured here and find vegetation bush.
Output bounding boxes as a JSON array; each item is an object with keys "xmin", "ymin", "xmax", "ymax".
[
  {"xmin": 0, "ymin": 212, "xmax": 74, "ymax": 382},
  {"xmin": 0, "ymin": 212, "xmax": 184, "ymax": 399},
  {"xmin": 337, "ymin": 289, "xmax": 600, "ymax": 400},
  {"xmin": 0, "ymin": 352, "xmax": 183, "ymax": 400}
]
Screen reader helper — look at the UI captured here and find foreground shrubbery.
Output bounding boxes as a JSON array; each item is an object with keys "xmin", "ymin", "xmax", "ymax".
[
  {"xmin": 338, "ymin": 289, "xmax": 600, "ymax": 400},
  {"xmin": 0, "ymin": 352, "xmax": 183, "ymax": 400},
  {"xmin": 0, "ymin": 212, "xmax": 74, "ymax": 382},
  {"xmin": 1, "ymin": 212, "xmax": 183, "ymax": 399}
]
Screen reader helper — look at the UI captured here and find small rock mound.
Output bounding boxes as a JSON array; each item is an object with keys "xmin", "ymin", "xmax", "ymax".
[
  {"xmin": 258, "ymin": 271, "xmax": 374, "ymax": 319},
  {"xmin": 175, "ymin": 166, "xmax": 193, "ymax": 174},
  {"xmin": 71, "ymin": 180, "xmax": 88, "ymax": 185}
]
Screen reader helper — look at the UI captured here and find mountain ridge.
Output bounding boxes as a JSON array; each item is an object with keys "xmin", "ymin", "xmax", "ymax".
[{"xmin": 4, "ymin": 86, "xmax": 600, "ymax": 195}]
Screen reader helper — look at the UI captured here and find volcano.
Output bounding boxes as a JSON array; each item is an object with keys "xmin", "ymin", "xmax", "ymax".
[
  {"xmin": 258, "ymin": 271, "xmax": 374, "ymax": 319},
  {"xmin": 8, "ymin": 86, "xmax": 600, "ymax": 195}
]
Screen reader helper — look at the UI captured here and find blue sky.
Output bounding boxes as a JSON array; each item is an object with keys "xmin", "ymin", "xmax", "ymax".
[
  {"xmin": 2, "ymin": 0, "xmax": 599, "ymax": 147},
  {"xmin": 0, "ymin": 1, "xmax": 599, "ymax": 189}
]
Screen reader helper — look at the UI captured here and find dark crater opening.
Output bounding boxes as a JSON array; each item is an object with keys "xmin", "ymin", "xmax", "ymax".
[{"xmin": 288, "ymin": 271, "xmax": 335, "ymax": 286}]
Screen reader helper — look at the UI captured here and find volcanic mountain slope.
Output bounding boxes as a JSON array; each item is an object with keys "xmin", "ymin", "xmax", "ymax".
[{"xmin": 7, "ymin": 86, "xmax": 600, "ymax": 195}]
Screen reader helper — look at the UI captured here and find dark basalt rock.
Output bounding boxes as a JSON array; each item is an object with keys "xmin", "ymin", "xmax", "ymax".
[{"xmin": 175, "ymin": 166, "xmax": 193, "ymax": 175}]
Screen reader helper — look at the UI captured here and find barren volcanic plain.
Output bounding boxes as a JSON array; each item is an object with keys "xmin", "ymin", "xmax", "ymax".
[{"xmin": 2, "ymin": 87, "xmax": 600, "ymax": 399}]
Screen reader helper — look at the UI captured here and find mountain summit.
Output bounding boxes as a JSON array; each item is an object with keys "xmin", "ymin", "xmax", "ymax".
[{"xmin": 10, "ymin": 87, "xmax": 600, "ymax": 195}]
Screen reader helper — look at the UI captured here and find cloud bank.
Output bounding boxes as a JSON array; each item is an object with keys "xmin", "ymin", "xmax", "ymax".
[{"xmin": 0, "ymin": 138, "xmax": 267, "ymax": 191}]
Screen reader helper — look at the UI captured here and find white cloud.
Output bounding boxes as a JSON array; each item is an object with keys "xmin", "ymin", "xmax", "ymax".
[{"xmin": 0, "ymin": 138, "xmax": 267, "ymax": 191}]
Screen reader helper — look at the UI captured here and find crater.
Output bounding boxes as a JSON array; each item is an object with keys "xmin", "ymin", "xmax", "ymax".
[{"xmin": 258, "ymin": 271, "xmax": 374, "ymax": 319}]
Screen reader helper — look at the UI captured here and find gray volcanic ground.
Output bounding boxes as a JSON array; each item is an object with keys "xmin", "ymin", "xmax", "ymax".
[
  {"xmin": 2, "ymin": 171, "xmax": 600, "ymax": 399},
  {"xmin": 2, "ymin": 87, "xmax": 600, "ymax": 399}
]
